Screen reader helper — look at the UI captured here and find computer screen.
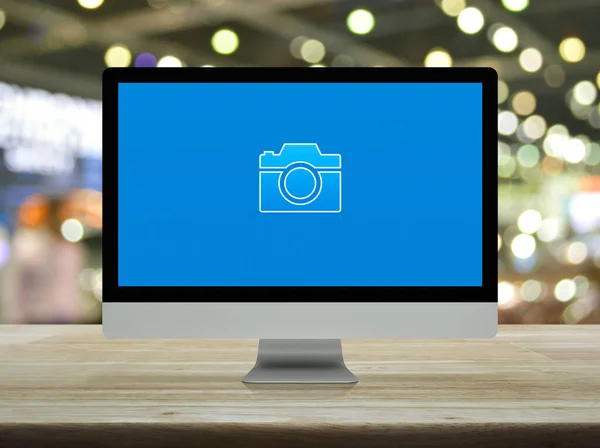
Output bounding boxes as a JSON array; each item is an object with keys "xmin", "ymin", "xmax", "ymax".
[{"xmin": 117, "ymin": 82, "xmax": 482, "ymax": 287}]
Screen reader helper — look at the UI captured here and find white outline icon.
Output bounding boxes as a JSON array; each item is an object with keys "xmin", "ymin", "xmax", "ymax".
[{"xmin": 258, "ymin": 143, "xmax": 342, "ymax": 213}]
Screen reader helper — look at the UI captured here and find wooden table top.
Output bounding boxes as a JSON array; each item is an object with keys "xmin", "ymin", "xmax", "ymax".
[{"xmin": 1, "ymin": 325, "xmax": 599, "ymax": 448}]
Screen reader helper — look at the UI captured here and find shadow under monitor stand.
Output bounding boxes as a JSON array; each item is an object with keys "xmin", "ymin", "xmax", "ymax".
[{"xmin": 242, "ymin": 339, "xmax": 358, "ymax": 384}]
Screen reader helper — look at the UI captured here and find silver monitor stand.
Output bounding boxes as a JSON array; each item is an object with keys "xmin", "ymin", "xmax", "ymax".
[{"xmin": 242, "ymin": 339, "xmax": 358, "ymax": 384}]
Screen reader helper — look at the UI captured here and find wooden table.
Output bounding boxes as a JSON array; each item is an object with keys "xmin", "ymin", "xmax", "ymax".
[{"xmin": 1, "ymin": 325, "xmax": 599, "ymax": 447}]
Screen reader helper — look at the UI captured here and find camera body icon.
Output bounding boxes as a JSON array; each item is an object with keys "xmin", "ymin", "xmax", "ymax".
[{"xmin": 259, "ymin": 143, "xmax": 342, "ymax": 213}]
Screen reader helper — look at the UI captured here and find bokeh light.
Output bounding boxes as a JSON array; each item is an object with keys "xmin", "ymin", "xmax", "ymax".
[
  {"xmin": 134, "ymin": 52, "xmax": 157, "ymax": 68},
  {"xmin": 498, "ymin": 110, "xmax": 518, "ymax": 135},
  {"xmin": 493, "ymin": 26, "xmax": 519, "ymax": 52},
  {"xmin": 566, "ymin": 241, "xmax": 588, "ymax": 264},
  {"xmin": 537, "ymin": 218, "xmax": 562, "ymax": 242},
  {"xmin": 61, "ymin": 219, "xmax": 84, "ymax": 243},
  {"xmin": 519, "ymin": 48, "xmax": 543, "ymax": 73},
  {"xmin": 563, "ymin": 138, "xmax": 587, "ymax": 163},
  {"xmin": 157, "ymin": 55, "xmax": 183, "ymax": 67},
  {"xmin": 78, "ymin": 0, "xmax": 104, "ymax": 9},
  {"xmin": 559, "ymin": 37, "xmax": 585, "ymax": 63},
  {"xmin": 498, "ymin": 281, "xmax": 516, "ymax": 306},
  {"xmin": 502, "ymin": 0, "xmax": 529, "ymax": 12},
  {"xmin": 300, "ymin": 39, "xmax": 326, "ymax": 64},
  {"xmin": 347, "ymin": 9, "xmax": 375, "ymax": 35},
  {"xmin": 424, "ymin": 49, "xmax": 452, "ymax": 67},
  {"xmin": 511, "ymin": 234, "xmax": 536, "ymax": 259},
  {"xmin": 0, "ymin": 9, "xmax": 6, "ymax": 31},
  {"xmin": 212, "ymin": 29, "xmax": 239, "ymax": 55},
  {"xmin": 554, "ymin": 279, "xmax": 577, "ymax": 302},
  {"xmin": 517, "ymin": 144, "xmax": 540, "ymax": 168},
  {"xmin": 104, "ymin": 45, "xmax": 132, "ymax": 68},
  {"xmin": 573, "ymin": 81, "xmax": 597, "ymax": 106},
  {"xmin": 441, "ymin": 0, "xmax": 466, "ymax": 17},
  {"xmin": 518, "ymin": 210, "xmax": 542, "ymax": 234},
  {"xmin": 522, "ymin": 115, "xmax": 546, "ymax": 140},
  {"xmin": 456, "ymin": 7, "xmax": 484, "ymax": 34},
  {"xmin": 498, "ymin": 80, "xmax": 509, "ymax": 104},
  {"xmin": 512, "ymin": 91, "xmax": 536, "ymax": 116},
  {"xmin": 520, "ymin": 280, "xmax": 542, "ymax": 302}
]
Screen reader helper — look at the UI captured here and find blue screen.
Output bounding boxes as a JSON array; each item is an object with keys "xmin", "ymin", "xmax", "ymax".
[{"xmin": 118, "ymin": 82, "xmax": 482, "ymax": 287}]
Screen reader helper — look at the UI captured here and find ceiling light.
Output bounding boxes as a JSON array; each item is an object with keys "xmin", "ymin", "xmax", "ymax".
[
  {"xmin": 158, "ymin": 55, "xmax": 183, "ymax": 67},
  {"xmin": 456, "ymin": 7, "xmax": 484, "ymax": 34},
  {"xmin": 300, "ymin": 39, "xmax": 326, "ymax": 64},
  {"xmin": 519, "ymin": 48, "xmax": 543, "ymax": 72},
  {"xmin": 424, "ymin": 49, "xmax": 452, "ymax": 67},
  {"xmin": 104, "ymin": 45, "xmax": 132, "ymax": 68},
  {"xmin": 501, "ymin": 0, "xmax": 529, "ymax": 12},
  {"xmin": 212, "ymin": 29, "xmax": 239, "ymax": 55},
  {"xmin": 441, "ymin": 0, "xmax": 466, "ymax": 17},
  {"xmin": 134, "ymin": 52, "xmax": 157, "ymax": 68},
  {"xmin": 498, "ymin": 110, "xmax": 518, "ymax": 135},
  {"xmin": 289, "ymin": 36, "xmax": 307, "ymax": 59},
  {"xmin": 78, "ymin": 0, "xmax": 104, "ymax": 9},
  {"xmin": 493, "ymin": 26, "xmax": 519, "ymax": 52},
  {"xmin": 573, "ymin": 81, "xmax": 597, "ymax": 106},
  {"xmin": 347, "ymin": 9, "xmax": 375, "ymax": 35},
  {"xmin": 512, "ymin": 91, "xmax": 536, "ymax": 116},
  {"xmin": 61, "ymin": 219, "xmax": 84, "ymax": 243},
  {"xmin": 498, "ymin": 80, "xmax": 509, "ymax": 104},
  {"xmin": 559, "ymin": 37, "xmax": 585, "ymax": 63}
]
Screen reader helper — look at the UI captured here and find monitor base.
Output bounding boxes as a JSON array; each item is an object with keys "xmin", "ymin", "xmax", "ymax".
[{"xmin": 242, "ymin": 339, "xmax": 358, "ymax": 384}]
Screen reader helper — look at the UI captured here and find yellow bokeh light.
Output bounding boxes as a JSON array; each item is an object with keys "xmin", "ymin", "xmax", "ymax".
[
  {"xmin": 104, "ymin": 45, "xmax": 132, "ymax": 68},
  {"xmin": 517, "ymin": 209, "xmax": 542, "ymax": 234},
  {"xmin": 501, "ymin": 0, "xmax": 529, "ymax": 12},
  {"xmin": 511, "ymin": 233, "xmax": 536, "ymax": 259},
  {"xmin": 347, "ymin": 9, "xmax": 375, "ymax": 35},
  {"xmin": 78, "ymin": 0, "xmax": 104, "ymax": 9},
  {"xmin": 0, "ymin": 9, "xmax": 6, "ymax": 31},
  {"xmin": 212, "ymin": 29, "xmax": 239, "ymax": 55},
  {"xmin": 559, "ymin": 37, "xmax": 585, "ymax": 63},
  {"xmin": 498, "ymin": 80, "xmax": 509, "ymax": 104},
  {"xmin": 424, "ymin": 49, "xmax": 452, "ymax": 67},
  {"xmin": 596, "ymin": 72, "xmax": 600, "ymax": 89},
  {"xmin": 441, "ymin": 0, "xmax": 466, "ymax": 17}
]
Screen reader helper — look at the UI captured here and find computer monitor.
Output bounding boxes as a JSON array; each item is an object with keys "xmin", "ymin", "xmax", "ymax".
[{"xmin": 102, "ymin": 68, "xmax": 498, "ymax": 384}]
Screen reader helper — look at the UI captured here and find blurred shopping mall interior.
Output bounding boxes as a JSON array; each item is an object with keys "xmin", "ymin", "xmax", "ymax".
[{"xmin": 0, "ymin": 0, "xmax": 599, "ymax": 324}]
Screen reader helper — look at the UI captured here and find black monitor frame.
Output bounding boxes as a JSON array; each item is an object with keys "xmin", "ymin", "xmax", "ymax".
[{"xmin": 102, "ymin": 67, "xmax": 498, "ymax": 303}]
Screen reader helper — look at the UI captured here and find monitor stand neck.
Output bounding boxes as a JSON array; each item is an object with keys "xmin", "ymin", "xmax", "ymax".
[{"xmin": 242, "ymin": 339, "xmax": 358, "ymax": 384}]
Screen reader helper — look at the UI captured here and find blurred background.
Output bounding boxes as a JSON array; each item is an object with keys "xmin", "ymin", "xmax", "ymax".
[{"xmin": 0, "ymin": 0, "xmax": 599, "ymax": 324}]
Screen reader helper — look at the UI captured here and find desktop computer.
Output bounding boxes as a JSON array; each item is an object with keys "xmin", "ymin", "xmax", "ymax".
[{"xmin": 102, "ymin": 67, "xmax": 498, "ymax": 383}]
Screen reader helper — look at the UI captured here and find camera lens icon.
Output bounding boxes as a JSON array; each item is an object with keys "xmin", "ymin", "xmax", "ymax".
[
  {"xmin": 278, "ymin": 162, "xmax": 323, "ymax": 206},
  {"xmin": 259, "ymin": 143, "xmax": 341, "ymax": 213}
]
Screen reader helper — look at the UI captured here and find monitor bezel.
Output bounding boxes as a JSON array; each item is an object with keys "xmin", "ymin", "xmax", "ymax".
[{"xmin": 102, "ymin": 67, "xmax": 498, "ymax": 303}]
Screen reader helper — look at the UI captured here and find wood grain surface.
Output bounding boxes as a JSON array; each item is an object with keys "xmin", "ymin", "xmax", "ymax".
[{"xmin": 1, "ymin": 325, "xmax": 599, "ymax": 447}]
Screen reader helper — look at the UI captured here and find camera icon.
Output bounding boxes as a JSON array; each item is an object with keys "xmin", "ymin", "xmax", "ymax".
[{"xmin": 259, "ymin": 143, "xmax": 342, "ymax": 213}]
